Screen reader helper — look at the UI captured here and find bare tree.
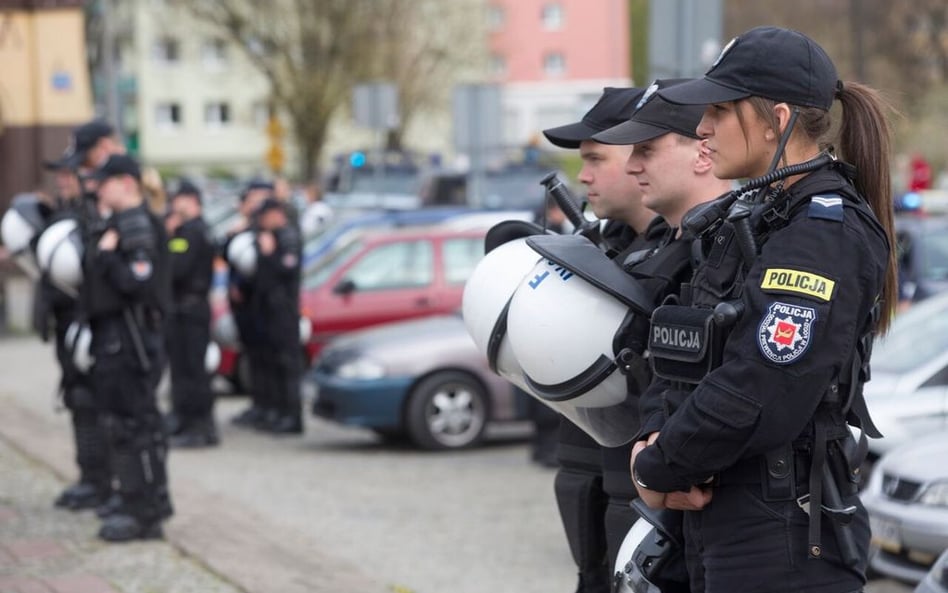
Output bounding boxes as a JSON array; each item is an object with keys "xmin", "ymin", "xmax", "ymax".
[{"xmin": 177, "ymin": 0, "xmax": 482, "ymax": 179}]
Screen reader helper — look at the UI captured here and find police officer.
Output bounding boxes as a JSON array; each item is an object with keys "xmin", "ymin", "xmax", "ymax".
[
  {"xmin": 165, "ymin": 179, "xmax": 217, "ymax": 447},
  {"xmin": 33, "ymin": 155, "xmax": 110, "ymax": 510},
  {"xmin": 630, "ymin": 27, "xmax": 895, "ymax": 592},
  {"xmin": 251, "ymin": 197, "xmax": 304, "ymax": 434},
  {"xmin": 85, "ymin": 154, "xmax": 173, "ymax": 541},
  {"xmin": 539, "ymin": 86, "xmax": 657, "ymax": 592},
  {"xmin": 228, "ymin": 178, "xmax": 274, "ymax": 426},
  {"xmin": 38, "ymin": 119, "xmax": 127, "ymax": 511}
]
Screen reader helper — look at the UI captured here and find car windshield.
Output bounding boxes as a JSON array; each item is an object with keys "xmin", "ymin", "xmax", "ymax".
[
  {"xmin": 302, "ymin": 237, "xmax": 366, "ymax": 291},
  {"xmin": 348, "ymin": 171, "xmax": 420, "ymax": 195},
  {"xmin": 872, "ymin": 294, "xmax": 948, "ymax": 373},
  {"xmin": 479, "ymin": 172, "xmax": 548, "ymax": 211}
]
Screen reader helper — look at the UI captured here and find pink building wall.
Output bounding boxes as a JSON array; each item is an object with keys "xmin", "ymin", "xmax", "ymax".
[{"xmin": 488, "ymin": 0, "xmax": 630, "ymax": 82}]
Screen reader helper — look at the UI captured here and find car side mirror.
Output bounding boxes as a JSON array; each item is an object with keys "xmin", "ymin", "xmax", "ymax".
[{"xmin": 333, "ymin": 278, "xmax": 357, "ymax": 295}]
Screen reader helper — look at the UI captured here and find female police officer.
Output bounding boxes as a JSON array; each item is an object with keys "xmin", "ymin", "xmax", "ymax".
[{"xmin": 629, "ymin": 27, "xmax": 896, "ymax": 593}]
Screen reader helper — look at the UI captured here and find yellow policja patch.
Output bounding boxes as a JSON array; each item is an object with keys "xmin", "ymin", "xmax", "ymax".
[{"xmin": 760, "ymin": 268, "xmax": 835, "ymax": 302}]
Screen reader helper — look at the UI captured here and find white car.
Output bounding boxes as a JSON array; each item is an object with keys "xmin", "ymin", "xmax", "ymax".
[
  {"xmin": 916, "ymin": 549, "xmax": 948, "ymax": 593},
  {"xmin": 863, "ymin": 291, "xmax": 948, "ymax": 460},
  {"xmin": 861, "ymin": 432, "xmax": 948, "ymax": 584}
]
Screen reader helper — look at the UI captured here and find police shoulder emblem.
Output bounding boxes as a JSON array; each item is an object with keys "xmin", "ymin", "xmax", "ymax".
[
  {"xmin": 130, "ymin": 257, "xmax": 153, "ymax": 281},
  {"xmin": 757, "ymin": 301, "xmax": 816, "ymax": 364}
]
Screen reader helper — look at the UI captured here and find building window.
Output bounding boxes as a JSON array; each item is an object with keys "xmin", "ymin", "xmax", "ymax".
[
  {"xmin": 152, "ymin": 37, "xmax": 180, "ymax": 64},
  {"xmin": 543, "ymin": 52, "xmax": 566, "ymax": 77},
  {"xmin": 155, "ymin": 102, "xmax": 182, "ymax": 129},
  {"xmin": 541, "ymin": 3, "xmax": 564, "ymax": 30},
  {"xmin": 201, "ymin": 38, "xmax": 228, "ymax": 70},
  {"xmin": 487, "ymin": 5, "xmax": 505, "ymax": 31},
  {"xmin": 489, "ymin": 54, "xmax": 507, "ymax": 77},
  {"xmin": 204, "ymin": 102, "xmax": 231, "ymax": 127}
]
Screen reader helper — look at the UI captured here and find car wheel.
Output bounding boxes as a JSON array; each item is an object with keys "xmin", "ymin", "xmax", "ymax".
[{"xmin": 405, "ymin": 371, "xmax": 488, "ymax": 450}]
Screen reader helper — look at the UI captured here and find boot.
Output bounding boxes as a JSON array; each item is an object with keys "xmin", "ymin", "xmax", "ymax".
[
  {"xmin": 98, "ymin": 514, "xmax": 163, "ymax": 542},
  {"xmin": 169, "ymin": 416, "xmax": 219, "ymax": 448},
  {"xmin": 231, "ymin": 405, "xmax": 265, "ymax": 427},
  {"xmin": 96, "ymin": 493, "xmax": 123, "ymax": 518},
  {"xmin": 267, "ymin": 414, "xmax": 303, "ymax": 435},
  {"xmin": 54, "ymin": 481, "xmax": 109, "ymax": 511}
]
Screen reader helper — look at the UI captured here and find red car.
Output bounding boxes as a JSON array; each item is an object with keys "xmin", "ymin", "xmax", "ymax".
[{"xmin": 299, "ymin": 226, "xmax": 487, "ymax": 361}]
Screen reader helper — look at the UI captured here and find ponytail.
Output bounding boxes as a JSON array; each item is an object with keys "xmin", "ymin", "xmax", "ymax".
[{"xmin": 836, "ymin": 81, "xmax": 897, "ymax": 333}]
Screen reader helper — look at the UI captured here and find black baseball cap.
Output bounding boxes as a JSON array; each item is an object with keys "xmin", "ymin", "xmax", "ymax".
[
  {"xmin": 256, "ymin": 197, "xmax": 286, "ymax": 215},
  {"xmin": 172, "ymin": 178, "xmax": 203, "ymax": 202},
  {"xmin": 50, "ymin": 119, "xmax": 115, "ymax": 169},
  {"xmin": 90, "ymin": 154, "xmax": 142, "ymax": 183},
  {"xmin": 542, "ymin": 86, "xmax": 646, "ymax": 148},
  {"xmin": 658, "ymin": 26, "xmax": 838, "ymax": 110},
  {"xmin": 593, "ymin": 79, "xmax": 705, "ymax": 145}
]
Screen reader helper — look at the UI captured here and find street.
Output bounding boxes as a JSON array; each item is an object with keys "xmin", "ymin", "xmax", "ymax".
[{"xmin": 0, "ymin": 335, "xmax": 915, "ymax": 593}]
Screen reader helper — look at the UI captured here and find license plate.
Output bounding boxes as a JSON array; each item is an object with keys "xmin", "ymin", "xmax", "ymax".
[{"xmin": 870, "ymin": 515, "xmax": 901, "ymax": 553}]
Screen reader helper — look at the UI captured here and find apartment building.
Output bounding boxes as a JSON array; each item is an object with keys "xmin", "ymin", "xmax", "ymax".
[{"xmin": 487, "ymin": 0, "xmax": 632, "ymax": 147}]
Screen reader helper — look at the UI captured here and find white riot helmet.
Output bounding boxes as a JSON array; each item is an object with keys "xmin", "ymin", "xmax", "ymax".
[
  {"xmin": 1, "ymin": 193, "xmax": 50, "ymax": 277},
  {"xmin": 211, "ymin": 311, "xmax": 240, "ymax": 349},
  {"xmin": 614, "ymin": 503, "xmax": 689, "ymax": 593},
  {"xmin": 226, "ymin": 231, "xmax": 257, "ymax": 277},
  {"xmin": 462, "ymin": 229, "xmax": 543, "ymax": 392},
  {"xmin": 36, "ymin": 218, "xmax": 84, "ymax": 297},
  {"xmin": 204, "ymin": 341, "xmax": 222, "ymax": 374},
  {"xmin": 65, "ymin": 321, "xmax": 94, "ymax": 374},
  {"xmin": 505, "ymin": 233, "xmax": 654, "ymax": 447}
]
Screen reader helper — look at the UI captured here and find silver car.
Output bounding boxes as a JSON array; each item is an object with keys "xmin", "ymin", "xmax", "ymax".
[
  {"xmin": 916, "ymin": 549, "xmax": 948, "ymax": 593},
  {"xmin": 862, "ymin": 432, "xmax": 948, "ymax": 583},
  {"xmin": 304, "ymin": 314, "xmax": 529, "ymax": 450},
  {"xmin": 864, "ymin": 291, "xmax": 948, "ymax": 460}
]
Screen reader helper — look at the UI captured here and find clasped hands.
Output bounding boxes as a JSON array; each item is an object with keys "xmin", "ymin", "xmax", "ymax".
[{"xmin": 630, "ymin": 433, "xmax": 713, "ymax": 511}]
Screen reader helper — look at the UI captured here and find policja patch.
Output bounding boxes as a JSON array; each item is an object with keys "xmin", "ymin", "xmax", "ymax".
[
  {"xmin": 757, "ymin": 301, "xmax": 816, "ymax": 364},
  {"xmin": 760, "ymin": 267, "xmax": 836, "ymax": 302}
]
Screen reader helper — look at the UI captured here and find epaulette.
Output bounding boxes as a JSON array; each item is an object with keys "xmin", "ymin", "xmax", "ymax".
[{"xmin": 808, "ymin": 194, "xmax": 845, "ymax": 222}]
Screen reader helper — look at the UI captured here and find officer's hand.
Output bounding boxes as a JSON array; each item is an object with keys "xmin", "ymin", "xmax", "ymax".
[
  {"xmin": 98, "ymin": 229, "xmax": 119, "ymax": 251},
  {"xmin": 229, "ymin": 285, "xmax": 243, "ymax": 303},
  {"xmin": 631, "ymin": 440, "xmax": 667, "ymax": 509},
  {"xmin": 664, "ymin": 486, "xmax": 713, "ymax": 511},
  {"xmin": 258, "ymin": 231, "xmax": 276, "ymax": 255}
]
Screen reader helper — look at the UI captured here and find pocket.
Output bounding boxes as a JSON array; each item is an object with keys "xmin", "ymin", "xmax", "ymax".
[{"xmin": 680, "ymin": 380, "xmax": 762, "ymax": 469}]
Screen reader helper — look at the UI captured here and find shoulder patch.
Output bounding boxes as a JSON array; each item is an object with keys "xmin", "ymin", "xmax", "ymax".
[
  {"xmin": 757, "ymin": 302, "xmax": 816, "ymax": 364},
  {"xmin": 168, "ymin": 237, "xmax": 189, "ymax": 253},
  {"xmin": 808, "ymin": 194, "xmax": 844, "ymax": 222},
  {"xmin": 760, "ymin": 267, "xmax": 836, "ymax": 302}
]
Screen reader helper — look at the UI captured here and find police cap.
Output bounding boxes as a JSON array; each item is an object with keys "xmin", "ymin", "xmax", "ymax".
[
  {"xmin": 593, "ymin": 79, "xmax": 705, "ymax": 145},
  {"xmin": 172, "ymin": 178, "xmax": 203, "ymax": 203},
  {"xmin": 657, "ymin": 26, "xmax": 839, "ymax": 111},
  {"xmin": 49, "ymin": 119, "xmax": 115, "ymax": 169},
  {"xmin": 542, "ymin": 86, "xmax": 646, "ymax": 149},
  {"xmin": 90, "ymin": 154, "xmax": 142, "ymax": 183}
]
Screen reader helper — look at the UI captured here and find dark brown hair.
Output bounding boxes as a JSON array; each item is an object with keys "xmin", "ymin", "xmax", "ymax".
[{"xmin": 740, "ymin": 87, "xmax": 896, "ymax": 333}]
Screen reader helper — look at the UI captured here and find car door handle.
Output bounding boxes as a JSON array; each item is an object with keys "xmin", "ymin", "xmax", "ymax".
[{"xmin": 415, "ymin": 296, "xmax": 432, "ymax": 307}]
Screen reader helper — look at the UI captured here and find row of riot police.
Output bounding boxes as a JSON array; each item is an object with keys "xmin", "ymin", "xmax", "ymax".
[{"xmin": 1, "ymin": 120, "xmax": 219, "ymax": 541}]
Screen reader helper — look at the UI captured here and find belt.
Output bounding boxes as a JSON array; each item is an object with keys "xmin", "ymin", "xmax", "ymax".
[{"xmin": 715, "ymin": 452, "xmax": 810, "ymax": 493}]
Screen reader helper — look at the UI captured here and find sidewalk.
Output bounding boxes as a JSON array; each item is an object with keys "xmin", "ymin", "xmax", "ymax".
[
  {"xmin": 0, "ymin": 336, "xmax": 390, "ymax": 593},
  {"xmin": 0, "ymin": 435, "xmax": 241, "ymax": 593}
]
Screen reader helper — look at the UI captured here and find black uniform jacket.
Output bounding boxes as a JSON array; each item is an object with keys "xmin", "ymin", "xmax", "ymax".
[
  {"xmin": 169, "ymin": 217, "xmax": 214, "ymax": 305},
  {"xmin": 635, "ymin": 167, "xmax": 889, "ymax": 492}
]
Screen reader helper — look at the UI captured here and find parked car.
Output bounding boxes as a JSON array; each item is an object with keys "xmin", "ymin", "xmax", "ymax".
[
  {"xmin": 916, "ymin": 549, "xmax": 948, "ymax": 593},
  {"xmin": 301, "ymin": 206, "xmax": 478, "ymax": 272},
  {"xmin": 862, "ymin": 432, "xmax": 948, "ymax": 584},
  {"xmin": 305, "ymin": 314, "xmax": 529, "ymax": 449},
  {"xmin": 896, "ymin": 215, "xmax": 948, "ymax": 304},
  {"xmin": 863, "ymin": 291, "xmax": 948, "ymax": 461},
  {"xmin": 299, "ymin": 226, "xmax": 487, "ymax": 364}
]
